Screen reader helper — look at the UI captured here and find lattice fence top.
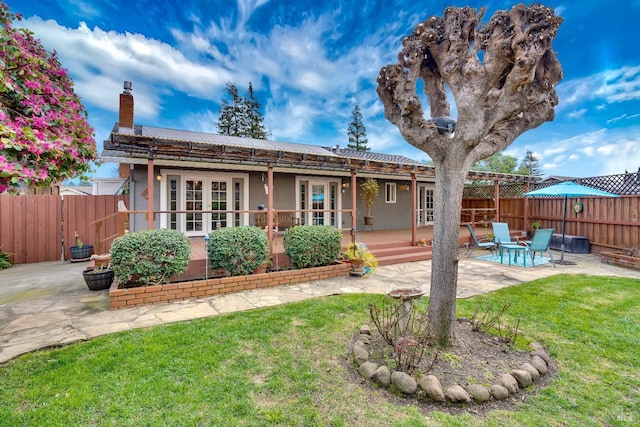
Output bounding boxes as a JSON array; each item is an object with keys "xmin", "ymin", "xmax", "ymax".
[
  {"xmin": 463, "ymin": 183, "xmax": 526, "ymax": 199},
  {"xmin": 573, "ymin": 173, "xmax": 639, "ymax": 195},
  {"xmin": 463, "ymin": 171, "xmax": 640, "ymax": 199}
]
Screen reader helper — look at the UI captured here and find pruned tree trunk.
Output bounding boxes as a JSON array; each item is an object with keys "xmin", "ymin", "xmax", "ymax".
[
  {"xmin": 429, "ymin": 163, "xmax": 467, "ymax": 345},
  {"xmin": 376, "ymin": 4, "xmax": 563, "ymax": 347}
]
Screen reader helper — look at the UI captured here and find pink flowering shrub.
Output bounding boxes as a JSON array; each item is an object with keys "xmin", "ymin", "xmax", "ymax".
[{"xmin": 0, "ymin": 2, "xmax": 96, "ymax": 193}]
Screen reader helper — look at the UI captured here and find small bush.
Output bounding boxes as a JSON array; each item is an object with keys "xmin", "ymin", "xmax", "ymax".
[
  {"xmin": 207, "ymin": 226, "xmax": 269, "ymax": 276},
  {"xmin": 0, "ymin": 247, "xmax": 12, "ymax": 270},
  {"xmin": 283, "ymin": 225, "xmax": 342, "ymax": 268},
  {"xmin": 110, "ymin": 229, "xmax": 191, "ymax": 286}
]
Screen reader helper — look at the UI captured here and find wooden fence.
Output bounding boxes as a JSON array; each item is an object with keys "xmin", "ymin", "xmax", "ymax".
[
  {"xmin": 0, "ymin": 195, "xmax": 126, "ymax": 264},
  {"xmin": 2, "ymin": 193, "xmax": 638, "ymax": 264},
  {"xmin": 464, "ymin": 195, "xmax": 640, "ymax": 252}
]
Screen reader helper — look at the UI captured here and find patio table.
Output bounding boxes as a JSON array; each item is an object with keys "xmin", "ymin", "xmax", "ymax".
[{"xmin": 499, "ymin": 242, "xmax": 528, "ymax": 266}]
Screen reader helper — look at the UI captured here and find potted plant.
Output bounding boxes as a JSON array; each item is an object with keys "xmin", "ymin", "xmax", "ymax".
[
  {"xmin": 530, "ymin": 220, "xmax": 541, "ymax": 238},
  {"xmin": 360, "ymin": 178, "xmax": 379, "ymax": 227},
  {"xmin": 82, "ymin": 265, "xmax": 115, "ymax": 291},
  {"xmin": 69, "ymin": 232, "xmax": 93, "ymax": 261},
  {"xmin": 343, "ymin": 242, "xmax": 378, "ymax": 276}
]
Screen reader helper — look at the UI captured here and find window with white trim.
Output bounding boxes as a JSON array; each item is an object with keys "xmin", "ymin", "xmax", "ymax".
[{"xmin": 385, "ymin": 182, "xmax": 397, "ymax": 203}]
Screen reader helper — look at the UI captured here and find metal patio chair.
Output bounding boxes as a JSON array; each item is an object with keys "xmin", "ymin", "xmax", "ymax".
[
  {"xmin": 465, "ymin": 224, "xmax": 496, "ymax": 257},
  {"xmin": 491, "ymin": 222, "xmax": 516, "ymax": 245},
  {"xmin": 499, "ymin": 228, "xmax": 556, "ymax": 268}
]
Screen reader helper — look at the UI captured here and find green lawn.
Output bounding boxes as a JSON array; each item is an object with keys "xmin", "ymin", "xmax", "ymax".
[{"xmin": 0, "ymin": 274, "xmax": 638, "ymax": 426}]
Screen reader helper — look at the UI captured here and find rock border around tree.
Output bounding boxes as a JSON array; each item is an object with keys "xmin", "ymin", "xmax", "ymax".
[{"xmin": 351, "ymin": 324, "xmax": 554, "ymax": 407}]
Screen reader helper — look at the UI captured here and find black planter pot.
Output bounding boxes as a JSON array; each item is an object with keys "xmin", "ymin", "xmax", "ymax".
[
  {"xmin": 83, "ymin": 269, "xmax": 114, "ymax": 291},
  {"xmin": 70, "ymin": 245, "xmax": 93, "ymax": 260}
]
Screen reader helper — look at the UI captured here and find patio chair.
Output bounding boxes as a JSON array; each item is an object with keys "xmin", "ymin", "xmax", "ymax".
[
  {"xmin": 491, "ymin": 222, "xmax": 515, "ymax": 245},
  {"xmin": 499, "ymin": 228, "xmax": 556, "ymax": 268},
  {"xmin": 465, "ymin": 224, "xmax": 496, "ymax": 257},
  {"xmin": 525, "ymin": 228, "xmax": 556, "ymax": 268}
]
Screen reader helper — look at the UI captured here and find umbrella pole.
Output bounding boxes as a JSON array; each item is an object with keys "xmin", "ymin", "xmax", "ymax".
[{"xmin": 561, "ymin": 195, "xmax": 567, "ymax": 263}]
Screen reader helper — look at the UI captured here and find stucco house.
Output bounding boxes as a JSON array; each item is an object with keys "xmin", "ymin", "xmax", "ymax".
[{"xmin": 101, "ymin": 82, "xmax": 529, "ymax": 242}]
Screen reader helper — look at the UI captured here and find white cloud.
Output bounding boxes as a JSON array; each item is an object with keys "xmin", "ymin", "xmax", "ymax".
[
  {"xmin": 567, "ymin": 109, "xmax": 586, "ymax": 119},
  {"xmin": 21, "ymin": 17, "xmax": 236, "ymax": 109},
  {"xmin": 543, "ymin": 146, "xmax": 566, "ymax": 157},
  {"xmin": 557, "ymin": 65, "xmax": 640, "ymax": 108},
  {"xmin": 596, "ymin": 144, "xmax": 617, "ymax": 156}
]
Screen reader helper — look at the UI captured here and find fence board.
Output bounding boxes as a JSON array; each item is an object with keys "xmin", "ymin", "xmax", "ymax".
[
  {"xmin": 0, "ymin": 195, "xmax": 62, "ymax": 264},
  {"xmin": 63, "ymin": 195, "xmax": 126, "ymax": 259},
  {"xmin": 0, "ymin": 194, "xmax": 125, "ymax": 264}
]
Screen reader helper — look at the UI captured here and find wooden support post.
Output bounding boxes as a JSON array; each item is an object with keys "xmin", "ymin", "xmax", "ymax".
[
  {"xmin": 351, "ymin": 170, "xmax": 357, "ymax": 230},
  {"xmin": 411, "ymin": 173, "xmax": 417, "ymax": 245},
  {"xmin": 147, "ymin": 152, "xmax": 154, "ymax": 230},
  {"xmin": 494, "ymin": 180, "xmax": 500, "ymax": 223},
  {"xmin": 523, "ymin": 182, "xmax": 530, "ymax": 233},
  {"xmin": 267, "ymin": 164, "xmax": 274, "ymax": 254}
]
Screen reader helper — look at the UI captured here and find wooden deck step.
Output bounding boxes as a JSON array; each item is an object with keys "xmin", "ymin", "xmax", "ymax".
[
  {"xmin": 376, "ymin": 251, "xmax": 432, "ymax": 266},
  {"xmin": 352, "ymin": 241, "xmax": 433, "ymax": 266}
]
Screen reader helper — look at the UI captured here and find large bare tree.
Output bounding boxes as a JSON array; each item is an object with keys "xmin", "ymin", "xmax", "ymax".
[{"xmin": 377, "ymin": 4, "xmax": 563, "ymax": 346}]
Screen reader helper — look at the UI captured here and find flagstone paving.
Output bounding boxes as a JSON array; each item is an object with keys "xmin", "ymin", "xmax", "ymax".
[{"xmin": 1, "ymin": 251, "xmax": 639, "ymax": 364}]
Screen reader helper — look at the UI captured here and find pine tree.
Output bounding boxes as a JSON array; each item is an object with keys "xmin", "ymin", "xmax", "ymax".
[
  {"xmin": 216, "ymin": 83, "xmax": 243, "ymax": 137},
  {"xmin": 216, "ymin": 82, "xmax": 269, "ymax": 139},
  {"xmin": 517, "ymin": 150, "xmax": 543, "ymax": 176},
  {"xmin": 347, "ymin": 105, "xmax": 370, "ymax": 151},
  {"xmin": 245, "ymin": 83, "xmax": 270, "ymax": 139}
]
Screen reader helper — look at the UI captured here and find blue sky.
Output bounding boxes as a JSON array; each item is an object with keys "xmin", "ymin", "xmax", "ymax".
[{"xmin": 7, "ymin": 0, "xmax": 640, "ymax": 178}]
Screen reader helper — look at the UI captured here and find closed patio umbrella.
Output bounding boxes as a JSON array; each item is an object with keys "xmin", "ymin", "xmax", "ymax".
[{"xmin": 524, "ymin": 181, "xmax": 618, "ymax": 263}]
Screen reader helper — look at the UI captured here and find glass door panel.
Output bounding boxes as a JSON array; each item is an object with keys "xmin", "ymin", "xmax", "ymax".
[
  {"xmin": 311, "ymin": 184, "xmax": 325, "ymax": 225},
  {"xmin": 417, "ymin": 185, "xmax": 434, "ymax": 226},
  {"xmin": 185, "ymin": 180, "xmax": 203, "ymax": 233},
  {"xmin": 210, "ymin": 180, "xmax": 228, "ymax": 230}
]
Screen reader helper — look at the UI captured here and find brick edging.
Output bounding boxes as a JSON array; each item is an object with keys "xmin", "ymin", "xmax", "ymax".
[{"xmin": 109, "ymin": 262, "xmax": 351, "ymax": 310}]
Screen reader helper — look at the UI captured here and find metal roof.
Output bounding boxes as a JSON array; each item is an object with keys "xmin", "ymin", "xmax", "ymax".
[
  {"xmin": 138, "ymin": 126, "xmax": 340, "ymax": 157},
  {"xmin": 103, "ymin": 123, "xmax": 538, "ymax": 183}
]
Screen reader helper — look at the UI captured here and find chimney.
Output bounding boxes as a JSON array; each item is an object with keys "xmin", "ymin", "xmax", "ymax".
[{"xmin": 118, "ymin": 81, "xmax": 134, "ymax": 132}]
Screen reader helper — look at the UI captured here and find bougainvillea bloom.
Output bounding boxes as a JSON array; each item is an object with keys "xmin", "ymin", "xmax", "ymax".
[{"xmin": 0, "ymin": 2, "xmax": 97, "ymax": 193}]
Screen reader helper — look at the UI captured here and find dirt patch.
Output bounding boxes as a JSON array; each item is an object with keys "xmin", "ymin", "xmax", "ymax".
[{"xmin": 346, "ymin": 319, "xmax": 557, "ymax": 416}]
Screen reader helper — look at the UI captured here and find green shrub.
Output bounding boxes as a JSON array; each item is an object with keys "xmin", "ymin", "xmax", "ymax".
[
  {"xmin": 207, "ymin": 226, "xmax": 269, "ymax": 276},
  {"xmin": 0, "ymin": 247, "xmax": 12, "ymax": 270},
  {"xmin": 283, "ymin": 225, "xmax": 342, "ymax": 268},
  {"xmin": 110, "ymin": 229, "xmax": 191, "ymax": 286}
]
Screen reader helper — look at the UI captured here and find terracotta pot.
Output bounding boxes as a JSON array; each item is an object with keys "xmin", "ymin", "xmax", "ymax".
[
  {"xmin": 364, "ymin": 216, "xmax": 374, "ymax": 226},
  {"xmin": 350, "ymin": 258, "xmax": 366, "ymax": 275},
  {"xmin": 252, "ymin": 262, "xmax": 270, "ymax": 274}
]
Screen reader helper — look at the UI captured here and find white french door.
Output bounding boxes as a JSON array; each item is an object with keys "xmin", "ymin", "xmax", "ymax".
[
  {"xmin": 297, "ymin": 178, "xmax": 340, "ymax": 227},
  {"xmin": 160, "ymin": 170, "xmax": 248, "ymax": 236},
  {"xmin": 184, "ymin": 178, "xmax": 232, "ymax": 236},
  {"xmin": 417, "ymin": 184, "xmax": 434, "ymax": 226},
  {"xmin": 311, "ymin": 182, "xmax": 326, "ymax": 225}
]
